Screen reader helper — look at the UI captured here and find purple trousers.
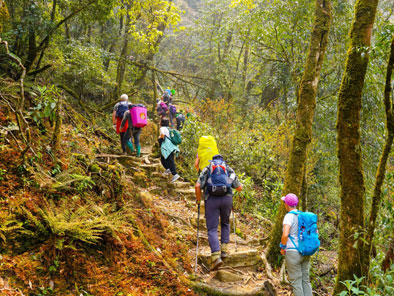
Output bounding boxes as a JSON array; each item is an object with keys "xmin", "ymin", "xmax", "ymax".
[{"xmin": 205, "ymin": 195, "xmax": 233, "ymax": 253}]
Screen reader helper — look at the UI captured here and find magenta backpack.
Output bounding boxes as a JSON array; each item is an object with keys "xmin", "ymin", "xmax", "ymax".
[
  {"xmin": 160, "ymin": 101, "xmax": 168, "ymax": 111},
  {"xmin": 130, "ymin": 104, "xmax": 147, "ymax": 128}
]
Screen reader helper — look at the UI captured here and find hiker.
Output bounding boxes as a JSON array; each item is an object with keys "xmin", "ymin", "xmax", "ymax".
[
  {"xmin": 162, "ymin": 89, "xmax": 172, "ymax": 105},
  {"xmin": 168, "ymin": 103, "xmax": 176, "ymax": 128},
  {"xmin": 194, "ymin": 136, "xmax": 219, "ymax": 172},
  {"xmin": 280, "ymin": 193, "xmax": 313, "ymax": 296},
  {"xmin": 195, "ymin": 154, "xmax": 242, "ymax": 271},
  {"xmin": 112, "ymin": 94, "xmax": 130, "ymax": 154},
  {"xmin": 158, "ymin": 118, "xmax": 180, "ymax": 183},
  {"xmin": 157, "ymin": 98, "xmax": 168, "ymax": 118},
  {"xmin": 176, "ymin": 110, "xmax": 186, "ymax": 130},
  {"xmin": 120, "ymin": 104, "xmax": 143, "ymax": 157}
]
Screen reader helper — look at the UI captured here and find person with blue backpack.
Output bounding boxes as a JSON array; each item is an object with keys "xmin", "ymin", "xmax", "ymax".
[
  {"xmin": 195, "ymin": 154, "xmax": 243, "ymax": 271},
  {"xmin": 112, "ymin": 94, "xmax": 131, "ymax": 154},
  {"xmin": 279, "ymin": 193, "xmax": 320, "ymax": 296}
]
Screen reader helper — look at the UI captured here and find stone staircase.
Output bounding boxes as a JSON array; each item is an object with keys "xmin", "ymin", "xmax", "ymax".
[
  {"xmin": 115, "ymin": 146, "xmax": 279, "ymax": 296},
  {"xmin": 98, "ymin": 143, "xmax": 336, "ymax": 295}
]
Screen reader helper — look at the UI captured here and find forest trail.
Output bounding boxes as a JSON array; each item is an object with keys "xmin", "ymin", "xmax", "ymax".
[
  {"xmin": 100, "ymin": 144, "xmax": 285, "ymax": 295},
  {"xmin": 97, "ymin": 142, "xmax": 336, "ymax": 295}
]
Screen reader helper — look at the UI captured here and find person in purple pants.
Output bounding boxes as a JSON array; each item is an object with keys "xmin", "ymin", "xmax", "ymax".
[{"xmin": 195, "ymin": 154, "xmax": 243, "ymax": 271}]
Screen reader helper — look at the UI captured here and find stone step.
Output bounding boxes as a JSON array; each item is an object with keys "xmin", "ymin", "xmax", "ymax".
[
  {"xmin": 214, "ymin": 270, "xmax": 244, "ymax": 282},
  {"xmin": 178, "ymin": 188, "xmax": 195, "ymax": 200},
  {"xmin": 172, "ymin": 181, "xmax": 193, "ymax": 189},
  {"xmin": 140, "ymin": 163, "xmax": 162, "ymax": 173},
  {"xmin": 198, "ymin": 247, "xmax": 262, "ymax": 269}
]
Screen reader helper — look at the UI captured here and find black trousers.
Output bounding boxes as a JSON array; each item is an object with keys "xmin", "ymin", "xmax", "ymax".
[
  {"xmin": 158, "ymin": 138, "xmax": 177, "ymax": 175},
  {"xmin": 119, "ymin": 132, "xmax": 126, "ymax": 152},
  {"xmin": 160, "ymin": 152, "xmax": 177, "ymax": 175}
]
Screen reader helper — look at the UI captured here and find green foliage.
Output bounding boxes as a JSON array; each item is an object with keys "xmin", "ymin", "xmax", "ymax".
[
  {"xmin": 0, "ymin": 168, "xmax": 6, "ymax": 181},
  {"xmin": 28, "ymin": 85, "xmax": 60, "ymax": 125},
  {"xmin": 337, "ymin": 268, "xmax": 394, "ymax": 296},
  {"xmin": 128, "ymin": 0, "xmax": 182, "ymax": 53},
  {"xmin": 68, "ymin": 174, "xmax": 95, "ymax": 193},
  {"xmin": 61, "ymin": 41, "xmax": 114, "ymax": 97}
]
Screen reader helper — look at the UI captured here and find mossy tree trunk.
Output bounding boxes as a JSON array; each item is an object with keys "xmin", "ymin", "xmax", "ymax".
[
  {"xmin": 0, "ymin": 0, "xmax": 9, "ymax": 33},
  {"xmin": 113, "ymin": 4, "xmax": 131, "ymax": 101},
  {"xmin": 363, "ymin": 36, "xmax": 394, "ymax": 279},
  {"xmin": 334, "ymin": 0, "xmax": 379, "ymax": 294},
  {"xmin": 266, "ymin": 0, "xmax": 332, "ymax": 266}
]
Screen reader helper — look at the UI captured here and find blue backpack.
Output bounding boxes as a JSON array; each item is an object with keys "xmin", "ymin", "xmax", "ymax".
[
  {"xmin": 206, "ymin": 158, "xmax": 232, "ymax": 196},
  {"xmin": 116, "ymin": 102, "xmax": 129, "ymax": 119},
  {"xmin": 288, "ymin": 211, "xmax": 320, "ymax": 256}
]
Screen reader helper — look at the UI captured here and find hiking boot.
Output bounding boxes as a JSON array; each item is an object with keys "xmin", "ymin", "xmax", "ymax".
[
  {"xmin": 136, "ymin": 145, "xmax": 141, "ymax": 157},
  {"xmin": 126, "ymin": 141, "xmax": 134, "ymax": 153},
  {"xmin": 170, "ymin": 174, "xmax": 180, "ymax": 183},
  {"xmin": 221, "ymin": 243, "xmax": 229, "ymax": 259},
  {"xmin": 210, "ymin": 252, "xmax": 223, "ymax": 271}
]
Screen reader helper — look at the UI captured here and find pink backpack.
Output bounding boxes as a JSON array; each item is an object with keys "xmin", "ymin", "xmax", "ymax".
[
  {"xmin": 160, "ymin": 101, "xmax": 168, "ymax": 111},
  {"xmin": 130, "ymin": 105, "xmax": 147, "ymax": 128}
]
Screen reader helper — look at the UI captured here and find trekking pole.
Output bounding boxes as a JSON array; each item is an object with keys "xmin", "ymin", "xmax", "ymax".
[
  {"xmin": 195, "ymin": 202, "xmax": 201, "ymax": 274},
  {"xmin": 233, "ymin": 207, "xmax": 237, "ymax": 252}
]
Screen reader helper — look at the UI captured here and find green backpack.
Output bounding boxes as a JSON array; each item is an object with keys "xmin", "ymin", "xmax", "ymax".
[{"xmin": 168, "ymin": 128, "xmax": 182, "ymax": 145}]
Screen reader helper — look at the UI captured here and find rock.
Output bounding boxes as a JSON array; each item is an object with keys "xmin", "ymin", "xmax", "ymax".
[
  {"xmin": 198, "ymin": 249, "xmax": 261, "ymax": 268},
  {"xmin": 214, "ymin": 270, "xmax": 244, "ymax": 282}
]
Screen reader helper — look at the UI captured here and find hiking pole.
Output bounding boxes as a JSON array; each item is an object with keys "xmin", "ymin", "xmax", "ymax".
[
  {"xmin": 195, "ymin": 202, "xmax": 201, "ymax": 274},
  {"xmin": 233, "ymin": 207, "xmax": 237, "ymax": 252}
]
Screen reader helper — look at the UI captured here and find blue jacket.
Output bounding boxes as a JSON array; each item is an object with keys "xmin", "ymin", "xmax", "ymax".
[{"xmin": 161, "ymin": 137, "xmax": 180, "ymax": 159}]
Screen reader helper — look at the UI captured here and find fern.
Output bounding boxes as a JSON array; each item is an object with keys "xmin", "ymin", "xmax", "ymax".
[{"xmin": 37, "ymin": 200, "xmax": 129, "ymax": 247}]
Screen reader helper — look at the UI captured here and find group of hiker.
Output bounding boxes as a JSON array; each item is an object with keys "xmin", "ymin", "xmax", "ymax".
[
  {"xmin": 112, "ymin": 90, "xmax": 185, "ymax": 183},
  {"xmin": 193, "ymin": 136, "xmax": 318, "ymax": 296},
  {"xmin": 156, "ymin": 88, "xmax": 187, "ymax": 130},
  {"xmin": 112, "ymin": 93, "xmax": 318, "ymax": 296}
]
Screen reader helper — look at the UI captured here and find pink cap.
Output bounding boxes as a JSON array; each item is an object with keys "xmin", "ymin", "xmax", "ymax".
[{"xmin": 281, "ymin": 193, "xmax": 298, "ymax": 207}]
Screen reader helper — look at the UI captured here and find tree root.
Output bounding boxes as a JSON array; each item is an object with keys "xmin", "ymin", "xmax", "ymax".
[{"xmin": 191, "ymin": 280, "xmax": 276, "ymax": 296}]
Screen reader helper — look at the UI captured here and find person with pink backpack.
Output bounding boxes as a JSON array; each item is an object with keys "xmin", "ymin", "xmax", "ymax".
[
  {"xmin": 156, "ymin": 98, "xmax": 168, "ymax": 118},
  {"xmin": 120, "ymin": 103, "xmax": 147, "ymax": 157}
]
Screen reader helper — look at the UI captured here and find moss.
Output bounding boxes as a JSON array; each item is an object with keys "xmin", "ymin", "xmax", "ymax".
[
  {"xmin": 0, "ymin": 2, "xmax": 10, "ymax": 33},
  {"xmin": 334, "ymin": 0, "xmax": 379, "ymax": 294}
]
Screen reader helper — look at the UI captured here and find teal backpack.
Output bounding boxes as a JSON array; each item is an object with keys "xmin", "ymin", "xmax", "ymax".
[
  {"xmin": 168, "ymin": 128, "xmax": 182, "ymax": 145},
  {"xmin": 288, "ymin": 211, "xmax": 320, "ymax": 256}
]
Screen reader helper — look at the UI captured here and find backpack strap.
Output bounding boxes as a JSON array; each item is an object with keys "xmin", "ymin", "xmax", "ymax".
[{"xmin": 287, "ymin": 210, "xmax": 301, "ymax": 252}]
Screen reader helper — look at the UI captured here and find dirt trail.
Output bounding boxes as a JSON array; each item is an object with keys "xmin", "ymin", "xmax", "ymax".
[{"xmin": 109, "ymin": 145, "xmax": 335, "ymax": 295}]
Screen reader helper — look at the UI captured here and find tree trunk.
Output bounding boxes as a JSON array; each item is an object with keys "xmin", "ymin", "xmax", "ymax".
[
  {"xmin": 51, "ymin": 94, "xmax": 62, "ymax": 160},
  {"xmin": 113, "ymin": 28, "xmax": 130, "ymax": 100},
  {"xmin": 334, "ymin": 0, "xmax": 379, "ymax": 294},
  {"xmin": 0, "ymin": 0, "xmax": 9, "ymax": 33},
  {"xmin": 363, "ymin": 36, "xmax": 394, "ymax": 279},
  {"xmin": 266, "ymin": 0, "xmax": 332, "ymax": 266},
  {"xmin": 151, "ymin": 70, "xmax": 158, "ymax": 115}
]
